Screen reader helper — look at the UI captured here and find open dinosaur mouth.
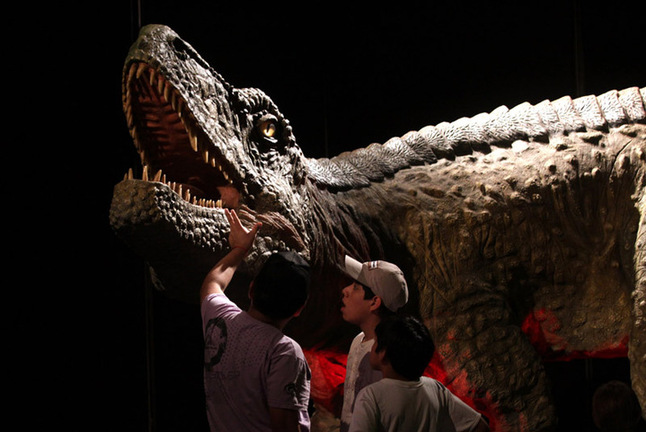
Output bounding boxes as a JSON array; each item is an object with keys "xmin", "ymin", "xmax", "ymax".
[{"xmin": 123, "ymin": 62, "xmax": 242, "ymax": 209}]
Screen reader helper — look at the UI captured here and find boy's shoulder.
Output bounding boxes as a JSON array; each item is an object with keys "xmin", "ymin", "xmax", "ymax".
[
  {"xmin": 351, "ymin": 331, "xmax": 366, "ymax": 345},
  {"xmin": 368, "ymin": 377, "xmax": 442, "ymax": 393}
]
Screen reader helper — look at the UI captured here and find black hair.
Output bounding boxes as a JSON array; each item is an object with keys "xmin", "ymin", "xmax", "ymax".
[
  {"xmin": 361, "ymin": 284, "xmax": 396, "ymax": 318},
  {"xmin": 374, "ymin": 315, "xmax": 435, "ymax": 380},
  {"xmin": 251, "ymin": 251, "xmax": 310, "ymax": 320},
  {"xmin": 592, "ymin": 380, "xmax": 645, "ymax": 432}
]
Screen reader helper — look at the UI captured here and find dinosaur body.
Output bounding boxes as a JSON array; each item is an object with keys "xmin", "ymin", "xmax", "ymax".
[{"xmin": 110, "ymin": 25, "xmax": 646, "ymax": 430}]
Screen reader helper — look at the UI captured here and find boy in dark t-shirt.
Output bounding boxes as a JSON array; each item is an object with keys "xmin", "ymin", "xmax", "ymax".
[{"xmin": 200, "ymin": 209, "xmax": 311, "ymax": 432}]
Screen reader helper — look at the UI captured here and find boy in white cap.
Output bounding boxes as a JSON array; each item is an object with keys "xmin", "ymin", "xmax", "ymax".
[{"xmin": 339, "ymin": 255, "xmax": 409, "ymax": 432}]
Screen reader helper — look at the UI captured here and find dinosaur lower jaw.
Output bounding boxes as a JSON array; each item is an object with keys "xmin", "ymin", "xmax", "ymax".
[{"xmin": 111, "ymin": 178, "xmax": 307, "ymax": 259}]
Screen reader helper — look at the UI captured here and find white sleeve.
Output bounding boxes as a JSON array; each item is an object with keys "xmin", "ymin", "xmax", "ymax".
[
  {"xmin": 348, "ymin": 387, "xmax": 379, "ymax": 432},
  {"xmin": 445, "ymin": 387, "xmax": 482, "ymax": 432}
]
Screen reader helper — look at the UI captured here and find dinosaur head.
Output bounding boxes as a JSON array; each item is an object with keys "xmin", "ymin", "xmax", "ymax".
[{"xmin": 111, "ymin": 24, "xmax": 312, "ymax": 301}]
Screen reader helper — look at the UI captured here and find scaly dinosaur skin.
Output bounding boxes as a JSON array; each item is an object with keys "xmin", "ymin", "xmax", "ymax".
[{"xmin": 110, "ymin": 25, "xmax": 646, "ymax": 430}]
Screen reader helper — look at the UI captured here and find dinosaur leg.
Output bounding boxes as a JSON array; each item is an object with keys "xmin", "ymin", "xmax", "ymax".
[
  {"xmin": 427, "ymin": 278, "xmax": 556, "ymax": 431},
  {"xmin": 631, "ymin": 197, "xmax": 646, "ymax": 417}
]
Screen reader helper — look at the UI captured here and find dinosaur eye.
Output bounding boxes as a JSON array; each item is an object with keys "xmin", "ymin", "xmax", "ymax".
[{"xmin": 259, "ymin": 120, "xmax": 277, "ymax": 138}]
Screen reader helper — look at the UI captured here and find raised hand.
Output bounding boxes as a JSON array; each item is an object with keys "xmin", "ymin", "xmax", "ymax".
[{"xmin": 225, "ymin": 208, "xmax": 262, "ymax": 254}]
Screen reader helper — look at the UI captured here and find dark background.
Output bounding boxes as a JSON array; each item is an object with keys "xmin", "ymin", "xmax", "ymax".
[{"xmin": 27, "ymin": 0, "xmax": 644, "ymax": 430}]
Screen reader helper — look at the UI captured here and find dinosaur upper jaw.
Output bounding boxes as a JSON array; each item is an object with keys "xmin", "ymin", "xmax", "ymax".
[{"xmin": 123, "ymin": 61, "xmax": 248, "ymax": 211}]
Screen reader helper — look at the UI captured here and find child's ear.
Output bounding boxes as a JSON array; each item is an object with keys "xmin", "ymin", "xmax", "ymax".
[
  {"xmin": 377, "ymin": 347, "xmax": 388, "ymax": 365},
  {"xmin": 370, "ymin": 296, "xmax": 382, "ymax": 312}
]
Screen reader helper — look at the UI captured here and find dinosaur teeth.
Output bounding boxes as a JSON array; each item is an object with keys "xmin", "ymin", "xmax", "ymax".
[
  {"xmin": 157, "ymin": 78, "xmax": 165, "ymax": 98},
  {"xmin": 153, "ymin": 169, "xmax": 163, "ymax": 182},
  {"xmin": 135, "ymin": 62, "xmax": 146, "ymax": 79},
  {"xmin": 124, "ymin": 165, "xmax": 228, "ymax": 209},
  {"xmin": 149, "ymin": 68, "xmax": 156, "ymax": 87},
  {"xmin": 184, "ymin": 123, "xmax": 233, "ymax": 184},
  {"xmin": 190, "ymin": 132, "xmax": 198, "ymax": 151}
]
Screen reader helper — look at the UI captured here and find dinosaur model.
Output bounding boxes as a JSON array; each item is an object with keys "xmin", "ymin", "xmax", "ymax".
[{"xmin": 110, "ymin": 24, "xmax": 646, "ymax": 431}]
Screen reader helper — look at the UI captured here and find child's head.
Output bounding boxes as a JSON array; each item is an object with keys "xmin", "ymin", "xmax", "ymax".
[
  {"xmin": 341, "ymin": 256, "xmax": 408, "ymax": 324},
  {"xmin": 372, "ymin": 315, "xmax": 435, "ymax": 380},
  {"xmin": 344, "ymin": 255, "xmax": 408, "ymax": 312},
  {"xmin": 251, "ymin": 251, "xmax": 310, "ymax": 319},
  {"xmin": 592, "ymin": 380, "xmax": 643, "ymax": 432}
]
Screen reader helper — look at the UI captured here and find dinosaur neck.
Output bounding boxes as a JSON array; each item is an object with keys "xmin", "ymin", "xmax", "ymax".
[
  {"xmin": 304, "ymin": 182, "xmax": 375, "ymax": 269},
  {"xmin": 304, "ymin": 177, "xmax": 415, "ymax": 272}
]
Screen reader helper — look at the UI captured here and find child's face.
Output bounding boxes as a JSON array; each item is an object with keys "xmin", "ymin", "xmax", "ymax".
[{"xmin": 341, "ymin": 281, "xmax": 374, "ymax": 325}]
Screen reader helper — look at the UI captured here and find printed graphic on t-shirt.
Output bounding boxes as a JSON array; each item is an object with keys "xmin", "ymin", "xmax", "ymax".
[{"xmin": 204, "ymin": 316, "xmax": 227, "ymax": 371}]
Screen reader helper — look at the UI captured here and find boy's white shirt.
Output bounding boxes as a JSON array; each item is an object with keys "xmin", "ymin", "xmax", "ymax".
[{"xmin": 340, "ymin": 332, "xmax": 382, "ymax": 427}]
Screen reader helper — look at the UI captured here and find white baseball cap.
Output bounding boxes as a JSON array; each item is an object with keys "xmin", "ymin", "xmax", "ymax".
[{"xmin": 344, "ymin": 255, "xmax": 409, "ymax": 312}]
